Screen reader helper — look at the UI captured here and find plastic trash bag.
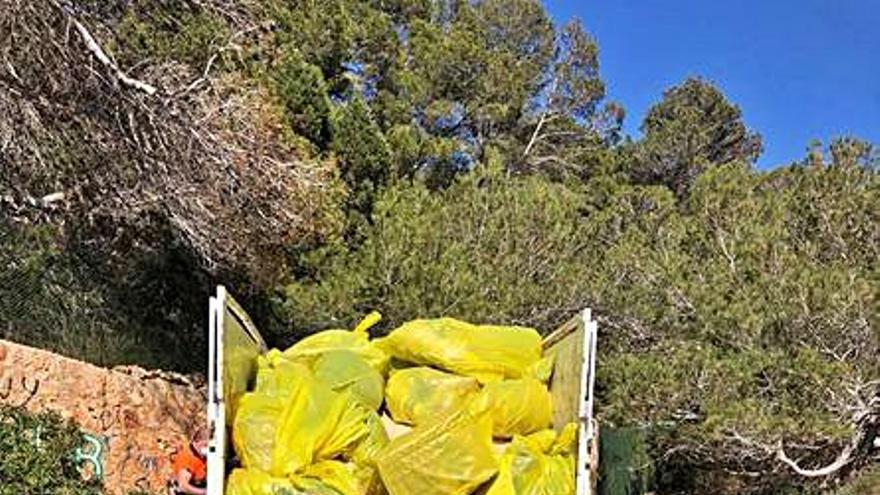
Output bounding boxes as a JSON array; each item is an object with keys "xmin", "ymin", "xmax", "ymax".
[
  {"xmin": 485, "ymin": 423, "xmax": 578, "ymax": 495},
  {"xmin": 232, "ymin": 392, "xmax": 286, "ymax": 473},
  {"xmin": 292, "ymin": 460, "xmax": 363, "ymax": 495},
  {"xmin": 380, "ymin": 412, "xmax": 413, "ymax": 440},
  {"xmin": 376, "ymin": 401, "xmax": 498, "ymax": 495},
  {"xmin": 256, "ymin": 346, "xmax": 384, "ymax": 411},
  {"xmin": 471, "ymin": 378, "xmax": 552, "ymax": 438},
  {"xmin": 377, "ymin": 318, "xmax": 543, "ymax": 383},
  {"xmin": 283, "ymin": 311, "xmax": 389, "ymax": 373},
  {"xmin": 313, "ymin": 349, "xmax": 385, "ymax": 411},
  {"xmin": 353, "ymin": 462, "xmax": 389, "ymax": 495},
  {"xmin": 314, "ymin": 395, "xmax": 371, "ymax": 462},
  {"xmin": 256, "ymin": 348, "xmax": 285, "ymax": 373},
  {"xmin": 234, "ymin": 363, "xmax": 369, "ymax": 476},
  {"xmin": 525, "ymin": 354, "xmax": 556, "ymax": 383},
  {"xmin": 349, "ymin": 411, "xmax": 391, "ymax": 495},
  {"xmin": 253, "ymin": 357, "xmax": 308, "ymax": 398},
  {"xmin": 225, "ymin": 468, "xmax": 295, "ymax": 495},
  {"xmin": 351, "ymin": 411, "xmax": 390, "ymax": 465},
  {"xmin": 385, "ymin": 367, "xmax": 481, "ymax": 426},
  {"xmin": 274, "ymin": 385, "xmax": 369, "ymax": 475},
  {"xmin": 235, "ymin": 361, "xmax": 317, "ymax": 472}
]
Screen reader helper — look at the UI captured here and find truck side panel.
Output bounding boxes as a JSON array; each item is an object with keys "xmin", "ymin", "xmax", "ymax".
[
  {"xmin": 544, "ymin": 309, "xmax": 598, "ymax": 495},
  {"xmin": 208, "ymin": 287, "xmax": 266, "ymax": 495}
]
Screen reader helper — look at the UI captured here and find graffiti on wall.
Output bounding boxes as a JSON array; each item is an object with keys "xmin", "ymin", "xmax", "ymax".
[
  {"xmin": 1, "ymin": 342, "xmax": 200, "ymax": 493},
  {"xmin": 0, "ymin": 375, "xmax": 41, "ymax": 407},
  {"xmin": 74, "ymin": 432, "xmax": 108, "ymax": 481},
  {"xmin": 22, "ymin": 424, "xmax": 174, "ymax": 487}
]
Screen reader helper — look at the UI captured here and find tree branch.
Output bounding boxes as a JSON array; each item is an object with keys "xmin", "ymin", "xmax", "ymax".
[
  {"xmin": 523, "ymin": 76, "xmax": 559, "ymax": 159},
  {"xmin": 62, "ymin": 7, "xmax": 158, "ymax": 96},
  {"xmin": 776, "ymin": 441, "xmax": 856, "ymax": 478},
  {"xmin": 523, "ymin": 112, "xmax": 547, "ymax": 158}
]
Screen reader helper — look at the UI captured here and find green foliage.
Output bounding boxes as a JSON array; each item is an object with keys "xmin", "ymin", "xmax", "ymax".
[
  {"xmin": 264, "ymin": 0, "xmax": 614, "ymax": 188},
  {"xmin": 5, "ymin": 1, "xmax": 878, "ymax": 492},
  {"xmin": 112, "ymin": 0, "xmax": 230, "ymax": 68},
  {"xmin": 0, "ymin": 221, "xmax": 128, "ymax": 365},
  {"xmin": 331, "ymin": 96, "xmax": 393, "ymax": 227},
  {"xmin": 631, "ymin": 77, "xmax": 763, "ymax": 197},
  {"xmin": 832, "ymin": 467, "xmax": 880, "ymax": 495},
  {"xmin": 269, "ymin": 0, "xmax": 361, "ymax": 87},
  {"xmin": 0, "ymin": 220, "xmax": 208, "ymax": 371},
  {"xmin": 277, "ymin": 170, "xmax": 592, "ymax": 338},
  {"xmin": 0, "ymin": 406, "xmax": 102, "ymax": 495},
  {"xmin": 276, "ymin": 150, "xmax": 878, "ymax": 493},
  {"xmin": 275, "ymin": 52, "xmax": 334, "ymax": 148},
  {"xmin": 601, "ymin": 345, "xmax": 854, "ymax": 441},
  {"xmin": 516, "ymin": 19, "xmax": 623, "ymax": 179}
]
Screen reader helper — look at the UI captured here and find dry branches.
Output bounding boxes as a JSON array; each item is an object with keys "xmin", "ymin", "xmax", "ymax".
[
  {"xmin": 0, "ymin": 0, "xmax": 341, "ymax": 285},
  {"xmin": 725, "ymin": 378, "xmax": 880, "ymax": 484},
  {"xmin": 64, "ymin": 8, "xmax": 158, "ymax": 95}
]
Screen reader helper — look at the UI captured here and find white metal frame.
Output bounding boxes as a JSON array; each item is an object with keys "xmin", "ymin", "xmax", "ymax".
[
  {"xmin": 576, "ymin": 308, "xmax": 599, "ymax": 495},
  {"xmin": 206, "ymin": 286, "xmax": 227, "ymax": 495},
  {"xmin": 206, "ymin": 286, "xmax": 268, "ymax": 495}
]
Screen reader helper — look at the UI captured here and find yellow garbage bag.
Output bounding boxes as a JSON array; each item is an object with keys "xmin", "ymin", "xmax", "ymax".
[
  {"xmin": 313, "ymin": 349, "xmax": 385, "ymax": 411},
  {"xmin": 351, "ymin": 411, "xmax": 390, "ymax": 465},
  {"xmin": 350, "ymin": 411, "xmax": 391, "ymax": 495},
  {"xmin": 234, "ymin": 363, "xmax": 369, "ymax": 476},
  {"xmin": 225, "ymin": 468, "xmax": 294, "ymax": 495},
  {"xmin": 376, "ymin": 401, "xmax": 498, "ymax": 495},
  {"xmin": 485, "ymin": 423, "xmax": 578, "ymax": 495},
  {"xmin": 314, "ymin": 395, "xmax": 371, "ymax": 462},
  {"xmin": 471, "ymin": 378, "xmax": 552, "ymax": 438},
  {"xmin": 353, "ymin": 462, "xmax": 389, "ymax": 495},
  {"xmin": 256, "ymin": 348, "xmax": 285, "ymax": 372},
  {"xmin": 253, "ymin": 356, "xmax": 307, "ymax": 398},
  {"xmin": 526, "ymin": 354, "xmax": 556, "ymax": 383},
  {"xmin": 385, "ymin": 367, "xmax": 481, "ymax": 426},
  {"xmin": 377, "ymin": 318, "xmax": 543, "ymax": 383},
  {"xmin": 237, "ymin": 361, "xmax": 325, "ymax": 472},
  {"xmin": 292, "ymin": 460, "xmax": 363, "ymax": 495},
  {"xmin": 284, "ymin": 311, "xmax": 389, "ymax": 373},
  {"xmin": 273, "ymin": 383, "xmax": 370, "ymax": 475},
  {"xmin": 256, "ymin": 345, "xmax": 384, "ymax": 411},
  {"xmin": 232, "ymin": 392, "xmax": 286, "ymax": 473}
]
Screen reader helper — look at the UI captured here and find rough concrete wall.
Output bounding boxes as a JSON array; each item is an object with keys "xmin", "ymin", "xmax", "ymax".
[{"xmin": 0, "ymin": 339, "xmax": 206, "ymax": 494}]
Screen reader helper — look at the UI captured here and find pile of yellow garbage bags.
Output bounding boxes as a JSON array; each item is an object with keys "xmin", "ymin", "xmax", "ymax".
[{"xmin": 227, "ymin": 313, "xmax": 578, "ymax": 495}]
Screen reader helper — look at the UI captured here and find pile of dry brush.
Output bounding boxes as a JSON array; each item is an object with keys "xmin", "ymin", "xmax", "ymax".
[{"xmin": 0, "ymin": 0, "xmax": 341, "ymax": 285}]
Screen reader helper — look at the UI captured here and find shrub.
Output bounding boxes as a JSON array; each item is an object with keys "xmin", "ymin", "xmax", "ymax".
[
  {"xmin": 0, "ymin": 406, "xmax": 102, "ymax": 495},
  {"xmin": 275, "ymin": 51, "xmax": 334, "ymax": 149},
  {"xmin": 111, "ymin": 0, "xmax": 231, "ymax": 68},
  {"xmin": 275, "ymin": 162, "xmax": 878, "ymax": 493},
  {"xmin": 276, "ymin": 169, "xmax": 595, "ymax": 338}
]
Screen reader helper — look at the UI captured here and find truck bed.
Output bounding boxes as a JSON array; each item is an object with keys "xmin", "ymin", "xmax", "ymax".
[{"xmin": 206, "ymin": 286, "xmax": 598, "ymax": 495}]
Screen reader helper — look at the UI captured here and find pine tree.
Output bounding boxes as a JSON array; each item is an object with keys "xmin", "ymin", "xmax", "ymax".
[{"xmin": 632, "ymin": 77, "xmax": 763, "ymax": 197}]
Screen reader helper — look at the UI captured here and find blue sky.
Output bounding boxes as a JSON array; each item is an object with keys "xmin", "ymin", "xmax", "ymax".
[{"xmin": 544, "ymin": 0, "xmax": 879, "ymax": 168}]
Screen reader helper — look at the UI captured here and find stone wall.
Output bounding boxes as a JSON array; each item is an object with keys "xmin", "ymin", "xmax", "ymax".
[{"xmin": 0, "ymin": 339, "xmax": 206, "ymax": 494}]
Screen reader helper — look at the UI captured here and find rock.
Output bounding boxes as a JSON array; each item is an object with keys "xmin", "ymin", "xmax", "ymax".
[{"xmin": 0, "ymin": 339, "xmax": 206, "ymax": 494}]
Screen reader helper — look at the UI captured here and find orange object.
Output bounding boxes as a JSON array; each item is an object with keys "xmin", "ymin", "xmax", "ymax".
[{"xmin": 171, "ymin": 445, "xmax": 208, "ymax": 484}]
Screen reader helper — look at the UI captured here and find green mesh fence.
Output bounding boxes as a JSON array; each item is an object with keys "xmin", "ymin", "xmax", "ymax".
[
  {"xmin": 0, "ymin": 219, "xmax": 204, "ymax": 370},
  {"xmin": 0, "ymin": 220, "xmax": 131, "ymax": 365}
]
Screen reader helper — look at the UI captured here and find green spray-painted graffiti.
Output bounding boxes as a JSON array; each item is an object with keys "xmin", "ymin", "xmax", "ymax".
[
  {"xmin": 27, "ymin": 426, "xmax": 108, "ymax": 482},
  {"xmin": 73, "ymin": 433, "xmax": 107, "ymax": 481}
]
